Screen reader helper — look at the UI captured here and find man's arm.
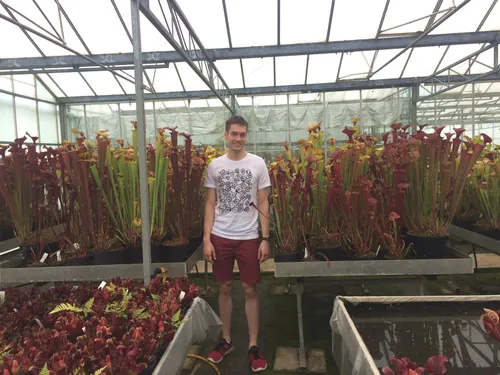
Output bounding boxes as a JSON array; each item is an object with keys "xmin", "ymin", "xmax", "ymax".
[
  {"xmin": 204, "ymin": 188, "xmax": 216, "ymax": 241},
  {"xmin": 257, "ymin": 187, "xmax": 270, "ymax": 263},
  {"xmin": 203, "ymin": 188, "xmax": 217, "ymax": 264},
  {"xmin": 257, "ymin": 188, "xmax": 270, "ymax": 237}
]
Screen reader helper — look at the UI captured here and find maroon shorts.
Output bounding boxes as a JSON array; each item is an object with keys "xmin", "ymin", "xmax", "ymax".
[{"xmin": 210, "ymin": 234, "xmax": 260, "ymax": 285}]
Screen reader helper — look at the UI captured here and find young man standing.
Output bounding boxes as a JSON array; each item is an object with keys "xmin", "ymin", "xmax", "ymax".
[{"xmin": 203, "ymin": 115, "xmax": 271, "ymax": 372}]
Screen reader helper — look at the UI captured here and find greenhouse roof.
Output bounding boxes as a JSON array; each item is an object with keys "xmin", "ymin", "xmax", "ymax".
[{"xmin": 0, "ymin": 0, "xmax": 499, "ymax": 106}]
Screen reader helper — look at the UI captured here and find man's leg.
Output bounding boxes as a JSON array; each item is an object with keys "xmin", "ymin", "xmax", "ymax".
[
  {"xmin": 207, "ymin": 234, "xmax": 236, "ymax": 364},
  {"xmin": 236, "ymin": 239, "xmax": 267, "ymax": 372},
  {"xmin": 242, "ymin": 282, "xmax": 259, "ymax": 347},
  {"xmin": 219, "ymin": 281, "xmax": 233, "ymax": 342}
]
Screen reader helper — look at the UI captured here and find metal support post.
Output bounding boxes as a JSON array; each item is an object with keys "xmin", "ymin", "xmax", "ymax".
[
  {"xmin": 58, "ymin": 104, "xmax": 67, "ymax": 142},
  {"xmin": 472, "ymin": 83, "xmax": 475, "ymax": 136},
  {"xmin": 411, "ymin": 85, "xmax": 418, "ymax": 132},
  {"xmin": 296, "ymin": 278, "xmax": 307, "ymax": 368},
  {"xmin": 495, "ymin": 45, "xmax": 498, "ymax": 68},
  {"xmin": 323, "ymin": 92, "xmax": 328, "ymax": 155},
  {"xmin": 131, "ymin": 0, "xmax": 152, "ymax": 286},
  {"xmin": 287, "ymin": 94, "xmax": 291, "ymax": 144}
]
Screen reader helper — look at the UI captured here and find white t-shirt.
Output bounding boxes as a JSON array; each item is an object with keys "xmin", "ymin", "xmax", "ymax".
[{"xmin": 204, "ymin": 152, "xmax": 271, "ymax": 240}]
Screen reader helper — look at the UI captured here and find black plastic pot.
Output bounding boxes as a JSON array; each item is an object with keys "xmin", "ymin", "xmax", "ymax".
[
  {"xmin": 274, "ymin": 251, "xmax": 300, "ymax": 262},
  {"xmin": 0, "ymin": 226, "xmax": 15, "ymax": 241},
  {"xmin": 474, "ymin": 227, "xmax": 500, "ymax": 241},
  {"xmin": 453, "ymin": 218, "xmax": 476, "ymax": 231},
  {"xmin": 151, "ymin": 244, "xmax": 171, "ymax": 263},
  {"xmin": 123, "ymin": 246, "xmax": 143, "ymax": 264},
  {"xmin": 167, "ymin": 243, "xmax": 192, "ymax": 262},
  {"xmin": 313, "ymin": 246, "xmax": 343, "ymax": 261},
  {"xmin": 188, "ymin": 235, "xmax": 203, "ymax": 251},
  {"xmin": 405, "ymin": 233, "xmax": 449, "ymax": 258},
  {"xmin": 65, "ymin": 255, "xmax": 93, "ymax": 266},
  {"xmin": 93, "ymin": 248, "xmax": 124, "ymax": 265}
]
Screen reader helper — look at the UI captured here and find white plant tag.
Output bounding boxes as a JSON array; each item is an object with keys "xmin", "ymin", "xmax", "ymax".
[
  {"xmin": 74, "ymin": 243, "xmax": 80, "ymax": 250},
  {"xmin": 304, "ymin": 247, "xmax": 309, "ymax": 259},
  {"xmin": 40, "ymin": 253, "xmax": 48, "ymax": 263},
  {"xmin": 56, "ymin": 251, "xmax": 62, "ymax": 262},
  {"xmin": 35, "ymin": 318, "xmax": 44, "ymax": 328},
  {"xmin": 0, "ymin": 291, "xmax": 4, "ymax": 304},
  {"xmin": 179, "ymin": 291, "xmax": 186, "ymax": 301},
  {"xmin": 13, "ymin": 308, "xmax": 18, "ymax": 312},
  {"xmin": 82, "ymin": 327, "xmax": 86, "ymax": 332},
  {"xmin": 98, "ymin": 281, "xmax": 106, "ymax": 290}
]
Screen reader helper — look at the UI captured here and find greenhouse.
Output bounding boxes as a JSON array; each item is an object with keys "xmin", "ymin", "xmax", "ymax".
[{"xmin": 1, "ymin": 0, "xmax": 500, "ymax": 374}]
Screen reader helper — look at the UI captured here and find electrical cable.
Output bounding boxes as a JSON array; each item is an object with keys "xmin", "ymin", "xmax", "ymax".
[{"xmin": 186, "ymin": 354, "xmax": 221, "ymax": 375}]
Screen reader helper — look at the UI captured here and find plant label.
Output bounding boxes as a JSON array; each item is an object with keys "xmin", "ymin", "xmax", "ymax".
[
  {"xmin": 98, "ymin": 281, "xmax": 106, "ymax": 290},
  {"xmin": 40, "ymin": 253, "xmax": 48, "ymax": 263},
  {"xmin": 0, "ymin": 291, "xmax": 4, "ymax": 303},
  {"xmin": 13, "ymin": 308, "xmax": 18, "ymax": 312},
  {"xmin": 35, "ymin": 318, "xmax": 44, "ymax": 328},
  {"xmin": 179, "ymin": 291, "xmax": 186, "ymax": 301},
  {"xmin": 56, "ymin": 251, "xmax": 62, "ymax": 262},
  {"xmin": 82, "ymin": 327, "xmax": 86, "ymax": 332}
]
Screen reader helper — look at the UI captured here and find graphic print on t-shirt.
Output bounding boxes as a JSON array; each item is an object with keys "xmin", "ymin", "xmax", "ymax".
[{"xmin": 217, "ymin": 168, "xmax": 253, "ymax": 214}]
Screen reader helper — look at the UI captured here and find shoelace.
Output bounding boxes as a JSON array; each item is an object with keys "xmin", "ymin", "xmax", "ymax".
[
  {"xmin": 216, "ymin": 339, "xmax": 230, "ymax": 351},
  {"xmin": 249, "ymin": 347, "xmax": 262, "ymax": 360}
]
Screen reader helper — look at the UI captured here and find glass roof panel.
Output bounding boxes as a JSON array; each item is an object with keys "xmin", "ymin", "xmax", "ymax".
[
  {"xmin": 13, "ymin": 75, "xmax": 34, "ymax": 97},
  {"xmin": 382, "ymin": 0, "xmax": 438, "ymax": 35},
  {"xmin": 0, "ymin": 76, "xmax": 11, "ymax": 92},
  {"xmin": 47, "ymin": 72, "xmax": 95, "ymax": 96},
  {"xmin": 215, "ymin": 60, "xmax": 243, "ymax": 88},
  {"xmin": 369, "ymin": 49, "xmax": 410, "ymax": 80},
  {"xmin": 147, "ymin": 67, "xmax": 184, "ymax": 93},
  {"xmin": 114, "ymin": 73, "xmax": 137, "ymax": 95},
  {"xmin": 242, "ymin": 58, "xmax": 273, "ymax": 88},
  {"xmin": 276, "ymin": 56, "xmax": 308, "ymax": 86},
  {"xmin": 0, "ymin": 6, "xmax": 44, "ymax": 58},
  {"xmin": 79, "ymin": 71, "xmax": 124, "ymax": 96},
  {"xmin": 36, "ymin": 74, "xmax": 66, "ymax": 97},
  {"xmin": 281, "ymin": 0, "xmax": 332, "ymax": 44},
  {"xmin": 401, "ymin": 47, "xmax": 444, "ymax": 78},
  {"xmin": 339, "ymin": 51, "xmax": 375, "ymax": 80},
  {"xmin": 60, "ymin": 0, "xmax": 132, "ymax": 54},
  {"xmin": 469, "ymin": 48, "xmax": 495, "ymax": 75},
  {"xmin": 435, "ymin": 44, "xmax": 484, "ymax": 75},
  {"xmin": 481, "ymin": 1, "xmax": 500, "ymax": 30},
  {"xmin": 225, "ymin": 0, "xmax": 277, "ymax": 48},
  {"xmin": 328, "ymin": 0, "xmax": 385, "ymax": 41},
  {"xmin": 178, "ymin": 0, "xmax": 227, "ymax": 48},
  {"xmin": 307, "ymin": 54, "xmax": 342, "ymax": 84},
  {"xmin": 173, "ymin": 62, "xmax": 208, "ymax": 91},
  {"xmin": 431, "ymin": 0, "xmax": 493, "ymax": 34}
]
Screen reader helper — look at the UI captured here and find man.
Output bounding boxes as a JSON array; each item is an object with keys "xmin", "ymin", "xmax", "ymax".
[{"xmin": 203, "ymin": 115, "xmax": 271, "ymax": 372}]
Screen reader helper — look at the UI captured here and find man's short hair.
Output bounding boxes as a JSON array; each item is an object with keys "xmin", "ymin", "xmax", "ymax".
[{"xmin": 225, "ymin": 115, "xmax": 249, "ymax": 132}]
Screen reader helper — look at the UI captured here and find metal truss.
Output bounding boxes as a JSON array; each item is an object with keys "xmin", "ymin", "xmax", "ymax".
[
  {"xmin": 138, "ymin": 0, "xmax": 234, "ymax": 112},
  {"xmin": 0, "ymin": 31, "xmax": 497, "ymax": 73},
  {"xmin": 58, "ymin": 72, "xmax": 500, "ymax": 104}
]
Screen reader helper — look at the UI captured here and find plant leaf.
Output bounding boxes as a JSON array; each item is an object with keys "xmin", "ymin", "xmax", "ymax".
[
  {"xmin": 381, "ymin": 367, "xmax": 394, "ymax": 375},
  {"xmin": 39, "ymin": 363, "xmax": 49, "ymax": 375},
  {"xmin": 84, "ymin": 298, "xmax": 95, "ymax": 315},
  {"xmin": 50, "ymin": 303, "xmax": 84, "ymax": 315},
  {"xmin": 133, "ymin": 308, "xmax": 150, "ymax": 320},
  {"xmin": 424, "ymin": 355, "xmax": 449, "ymax": 375},
  {"xmin": 93, "ymin": 366, "xmax": 107, "ymax": 375}
]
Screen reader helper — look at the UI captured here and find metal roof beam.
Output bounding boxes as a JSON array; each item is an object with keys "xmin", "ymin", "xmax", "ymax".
[
  {"xmin": 1, "ymin": 31, "xmax": 499, "ymax": 72},
  {"xmin": 57, "ymin": 72, "xmax": 500, "ymax": 104},
  {"xmin": 138, "ymin": 0, "xmax": 233, "ymax": 112}
]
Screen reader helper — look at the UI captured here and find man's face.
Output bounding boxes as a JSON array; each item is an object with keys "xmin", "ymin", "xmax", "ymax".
[{"xmin": 224, "ymin": 123, "xmax": 248, "ymax": 152}]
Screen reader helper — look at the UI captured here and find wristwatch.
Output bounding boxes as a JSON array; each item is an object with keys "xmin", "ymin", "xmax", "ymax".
[{"xmin": 260, "ymin": 236, "xmax": 270, "ymax": 241}]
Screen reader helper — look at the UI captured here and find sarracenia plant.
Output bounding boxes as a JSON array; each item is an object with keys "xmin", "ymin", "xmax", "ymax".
[
  {"xmin": 62, "ymin": 130, "xmax": 116, "ymax": 256},
  {"xmin": 166, "ymin": 127, "xmax": 206, "ymax": 245},
  {"xmin": 269, "ymin": 157, "xmax": 303, "ymax": 254},
  {"xmin": 92, "ymin": 124, "xmax": 170, "ymax": 246},
  {"xmin": 472, "ymin": 140, "xmax": 500, "ymax": 230},
  {"xmin": 403, "ymin": 126, "xmax": 486, "ymax": 236},
  {"xmin": 0, "ymin": 134, "xmax": 66, "ymax": 261},
  {"xmin": 302, "ymin": 123, "xmax": 341, "ymax": 250}
]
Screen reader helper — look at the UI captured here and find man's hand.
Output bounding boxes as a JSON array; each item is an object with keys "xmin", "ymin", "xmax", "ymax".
[
  {"xmin": 203, "ymin": 240, "xmax": 216, "ymax": 265},
  {"xmin": 258, "ymin": 240, "xmax": 270, "ymax": 263}
]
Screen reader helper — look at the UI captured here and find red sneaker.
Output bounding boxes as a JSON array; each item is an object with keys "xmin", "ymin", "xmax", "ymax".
[
  {"xmin": 248, "ymin": 346, "xmax": 267, "ymax": 372},
  {"xmin": 207, "ymin": 338, "xmax": 234, "ymax": 364}
]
